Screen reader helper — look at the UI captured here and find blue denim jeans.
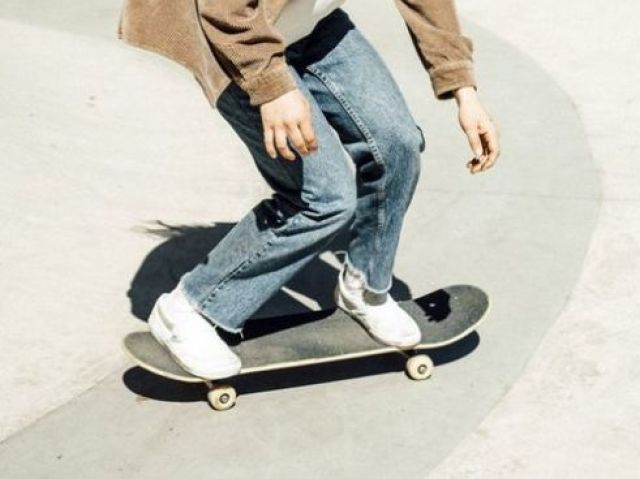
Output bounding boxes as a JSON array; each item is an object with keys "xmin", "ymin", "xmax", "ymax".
[{"xmin": 178, "ymin": 8, "xmax": 426, "ymax": 333}]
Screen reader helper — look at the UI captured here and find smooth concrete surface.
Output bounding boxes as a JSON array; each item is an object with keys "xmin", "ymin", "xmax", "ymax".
[
  {"xmin": 428, "ymin": 1, "xmax": 640, "ymax": 477},
  {"xmin": 0, "ymin": 0, "xmax": 623, "ymax": 477}
]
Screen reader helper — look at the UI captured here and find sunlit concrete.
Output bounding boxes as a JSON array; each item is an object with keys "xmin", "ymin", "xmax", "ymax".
[
  {"xmin": 429, "ymin": 1, "xmax": 640, "ymax": 477},
  {"xmin": 0, "ymin": 0, "xmax": 616, "ymax": 477}
]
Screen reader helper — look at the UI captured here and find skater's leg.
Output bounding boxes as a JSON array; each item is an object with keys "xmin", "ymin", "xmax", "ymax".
[
  {"xmin": 292, "ymin": 8, "xmax": 426, "ymax": 295},
  {"xmin": 279, "ymin": 8, "xmax": 426, "ymax": 348},
  {"xmin": 178, "ymin": 64, "xmax": 357, "ymax": 334}
]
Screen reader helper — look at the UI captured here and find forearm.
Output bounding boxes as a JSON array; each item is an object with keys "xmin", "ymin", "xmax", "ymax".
[{"xmin": 197, "ymin": 0, "xmax": 297, "ymax": 106}]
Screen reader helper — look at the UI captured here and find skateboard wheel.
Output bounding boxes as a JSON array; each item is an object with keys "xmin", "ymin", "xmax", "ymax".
[
  {"xmin": 207, "ymin": 384, "xmax": 237, "ymax": 411},
  {"xmin": 405, "ymin": 354, "xmax": 434, "ymax": 380}
]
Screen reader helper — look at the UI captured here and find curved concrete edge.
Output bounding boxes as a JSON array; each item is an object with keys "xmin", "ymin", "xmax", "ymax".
[{"xmin": 430, "ymin": 1, "xmax": 640, "ymax": 476}]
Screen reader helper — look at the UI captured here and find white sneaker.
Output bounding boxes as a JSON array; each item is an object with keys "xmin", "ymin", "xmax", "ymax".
[
  {"xmin": 334, "ymin": 263, "xmax": 421, "ymax": 349},
  {"xmin": 148, "ymin": 286, "xmax": 241, "ymax": 379}
]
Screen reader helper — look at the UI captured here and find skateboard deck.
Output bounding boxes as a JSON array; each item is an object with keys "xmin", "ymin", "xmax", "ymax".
[{"xmin": 123, "ymin": 284, "xmax": 490, "ymax": 410}]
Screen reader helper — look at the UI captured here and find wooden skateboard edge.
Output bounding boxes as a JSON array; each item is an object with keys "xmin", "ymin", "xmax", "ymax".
[
  {"xmin": 122, "ymin": 335, "xmax": 204, "ymax": 383},
  {"xmin": 122, "ymin": 332, "xmax": 400, "ymax": 383},
  {"xmin": 240, "ymin": 345, "xmax": 400, "ymax": 374}
]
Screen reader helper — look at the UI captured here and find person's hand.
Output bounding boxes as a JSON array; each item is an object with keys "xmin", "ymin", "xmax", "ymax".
[
  {"xmin": 259, "ymin": 89, "xmax": 319, "ymax": 161},
  {"xmin": 454, "ymin": 86, "xmax": 500, "ymax": 174}
]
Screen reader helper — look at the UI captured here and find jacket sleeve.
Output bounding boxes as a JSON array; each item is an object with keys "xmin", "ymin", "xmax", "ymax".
[
  {"xmin": 197, "ymin": 0, "xmax": 297, "ymax": 106},
  {"xmin": 393, "ymin": 0, "xmax": 476, "ymax": 99}
]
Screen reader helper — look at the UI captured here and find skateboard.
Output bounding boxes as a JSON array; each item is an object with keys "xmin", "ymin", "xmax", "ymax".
[{"xmin": 123, "ymin": 284, "xmax": 490, "ymax": 411}]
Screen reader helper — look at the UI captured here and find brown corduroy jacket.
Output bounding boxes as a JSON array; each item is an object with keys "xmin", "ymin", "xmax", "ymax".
[{"xmin": 117, "ymin": 0, "xmax": 476, "ymax": 108}]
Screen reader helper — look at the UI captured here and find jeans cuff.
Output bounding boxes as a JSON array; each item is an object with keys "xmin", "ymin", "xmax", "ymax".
[
  {"xmin": 176, "ymin": 281, "xmax": 244, "ymax": 335},
  {"xmin": 342, "ymin": 251, "xmax": 393, "ymax": 295}
]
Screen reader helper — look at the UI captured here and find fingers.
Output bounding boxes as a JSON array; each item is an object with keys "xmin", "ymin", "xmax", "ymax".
[
  {"xmin": 464, "ymin": 118, "xmax": 501, "ymax": 174},
  {"xmin": 286, "ymin": 123, "xmax": 309, "ymax": 157},
  {"xmin": 466, "ymin": 157, "xmax": 481, "ymax": 172},
  {"xmin": 463, "ymin": 122, "xmax": 484, "ymax": 174},
  {"xmin": 479, "ymin": 125, "xmax": 500, "ymax": 171},
  {"xmin": 274, "ymin": 126, "xmax": 296, "ymax": 161},
  {"xmin": 264, "ymin": 127, "xmax": 277, "ymax": 159},
  {"xmin": 260, "ymin": 90, "xmax": 319, "ymax": 161},
  {"xmin": 263, "ymin": 120, "xmax": 318, "ymax": 162},
  {"xmin": 299, "ymin": 116, "xmax": 318, "ymax": 152},
  {"xmin": 463, "ymin": 122, "xmax": 483, "ymax": 161}
]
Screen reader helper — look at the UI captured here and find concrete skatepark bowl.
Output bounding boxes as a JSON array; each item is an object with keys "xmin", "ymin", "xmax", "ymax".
[{"xmin": 4, "ymin": 1, "xmax": 636, "ymax": 478}]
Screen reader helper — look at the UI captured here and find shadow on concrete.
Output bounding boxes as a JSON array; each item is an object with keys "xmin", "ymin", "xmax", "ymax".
[
  {"xmin": 122, "ymin": 331, "xmax": 479, "ymax": 404},
  {"xmin": 127, "ymin": 219, "xmax": 413, "ymax": 321}
]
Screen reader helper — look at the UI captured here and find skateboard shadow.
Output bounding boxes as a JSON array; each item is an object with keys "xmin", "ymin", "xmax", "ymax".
[
  {"xmin": 121, "ymin": 331, "xmax": 480, "ymax": 404},
  {"xmin": 126, "ymin": 220, "xmax": 413, "ymax": 322}
]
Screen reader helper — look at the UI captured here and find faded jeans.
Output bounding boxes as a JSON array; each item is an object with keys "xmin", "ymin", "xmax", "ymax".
[{"xmin": 178, "ymin": 8, "xmax": 426, "ymax": 333}]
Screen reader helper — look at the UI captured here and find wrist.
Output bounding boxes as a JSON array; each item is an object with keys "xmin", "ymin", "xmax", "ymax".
[{"xmin": 453, "ymin": 86, "xmax": 477, "ymax": 106}]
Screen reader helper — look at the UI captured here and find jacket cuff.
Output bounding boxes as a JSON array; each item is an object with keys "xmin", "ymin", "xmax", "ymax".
[
  {"xmin": 238, "ymin": 63, "xmax": 298, "ymax": 107},
  {"xmin": 431, "ymin": 60, "xmax": 477, "ymax": 99}
]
